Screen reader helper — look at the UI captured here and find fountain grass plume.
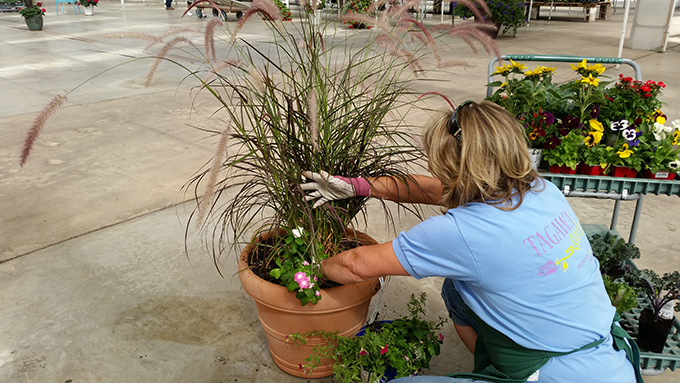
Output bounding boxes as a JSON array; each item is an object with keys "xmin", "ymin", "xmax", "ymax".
[
  {"xmin": 146, "ymin": 37, "xmax": 196, "ymax": 87},
  {"xmin": 204, "ymin": 18, "xmax": 223, "ymax": 62},
  {"xmin": 197, "ymin": 125, "xmax": 231, "ymax": 227},
  {"xmin": 20, "ymin": 94, "xmax": 67, "ymax": 167}
]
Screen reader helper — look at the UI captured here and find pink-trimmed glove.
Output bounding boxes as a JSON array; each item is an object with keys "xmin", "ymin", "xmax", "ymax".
[{"xmin": 301, "ymin": 170, "xmax": 371, "ymax": 209}]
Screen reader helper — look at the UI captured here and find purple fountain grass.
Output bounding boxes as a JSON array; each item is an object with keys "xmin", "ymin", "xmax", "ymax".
[
  {"xmin": 20, "ymin": 94, "xmax": 67, "ymax": 167},
  {"xmin": 397, "ymin": 18, "xmax": 441, "ymax": 65},
  {"xmin": 146, "ymin": 37, "xmax": 196, "ymax": 87},
  {"xmin": 374, "ymin": 35, "xmax": 423, "ymax": 74},
  {"xmin": 197, "ymin": 125, "xmax": 231, "ymax": 227},
  {"xmin": 204, "ymin": 18, "xmax": 223, "ymax": 62},
  {"xmin": 103, "ymin": 32, "xmax": 164, "ymax": 51},
  {"xmin": 231, "ymin": 0, "xmax": 282, "ymax": 42},
  {"xmin": 431, "ymin": 23, "xmax": 500, "ymax": 58},
  {"xmin": 308, "ymin": 88, "xmax": 318, "ymax": 152}
]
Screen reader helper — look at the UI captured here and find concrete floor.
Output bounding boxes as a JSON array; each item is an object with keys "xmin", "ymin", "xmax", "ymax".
[{"xmin": 1, "ymin": 1, "xmax": 679, "ymax": 382}]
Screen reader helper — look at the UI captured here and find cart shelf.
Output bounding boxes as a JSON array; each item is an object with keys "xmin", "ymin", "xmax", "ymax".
[{"xmin": 542, "ymin": 174, "xmax": 680, "ymax": 197}]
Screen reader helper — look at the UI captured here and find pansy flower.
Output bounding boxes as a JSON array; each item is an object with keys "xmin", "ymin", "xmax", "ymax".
[
  {"xmin": 669, "ymin": 160, "xmax": 680, "ymax": 170},
  {"xmin": 589, "ymin": 119, "xmax": 604, "ymax": 133},
  {"xmin": 584, "ymin": 132, "xmax": 603, "ymax": 148},
  {"xmin": 610, "ymin": 119, "xmax": 629, "ymax": 131},
  {"xmin": 544, "ymin": 136, "xmax": 560, "ymax": 149},
  {"xmin": 590, "ymin": 105, "xmax": 600, "ymax": 119},
  {"xmin": 616, "ymin": 143, "xmax": 633, "ymax": 159},
  {"xmin": 622, "ymin": 128, "xmax": 638, "ymax": 141}
]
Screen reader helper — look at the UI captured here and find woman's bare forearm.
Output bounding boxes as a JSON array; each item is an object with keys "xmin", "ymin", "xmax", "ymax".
[{"xmin": 367, "ymin": 174, "xmax": 443, "ymax": 205}]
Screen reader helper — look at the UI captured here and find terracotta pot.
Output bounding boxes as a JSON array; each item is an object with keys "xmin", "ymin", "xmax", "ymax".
[
  {"xmin": 610, "ymin": 166, "xmax": 638, "ymax": 178},
  {"xmin": 549, "ymin": 164, "xmax": 576, "ymax": 174},
  {"xmin": 642, "ymin": 169, "xmax": 676, "ymax": 180},
  {"xmin": 637, "ymin": 308, "xmax": 673, "ymax": 353},
  {"xmin": 238, "ymin": 229, "xmax": 381, "ymax": 377},
  {"xmin": 577, "ymin": 164, "xmax": 603, "ymax": 176}
]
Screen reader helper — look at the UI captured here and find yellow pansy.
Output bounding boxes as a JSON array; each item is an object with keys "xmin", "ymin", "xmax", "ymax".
[
  {"xmin": 581, "ymin": 74, "xmax": 600, "ymax": 87},
  {"xmin": 584, "ymin": 132, "xmax": 603, "ymax": 148},
  {"xmin": 510, "ymin": 60, "xmax": 526, "ymax": 71},
  {"xmin": 589, "ymin": 119, "xmax": 604, "ymax": 132},
  {"xmin": 656, "ymin": 115, "xmax": 667, "ymax": 124},
  {"xmin": 571, "ymin": 58, "xmax": 587, "ymax": 71},
  {"xmin": 673, "ymin": 131, "xmax": 680, "ymax": 145},
  {"xmin": 616, "ymin": 143, "xmax": 633, "ymax": 159}
]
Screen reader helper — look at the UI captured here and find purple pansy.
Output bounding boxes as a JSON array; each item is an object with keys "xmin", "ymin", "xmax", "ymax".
[{"xmin": 590, "ymin": 104, "xmax": 600, "ymax": 119}]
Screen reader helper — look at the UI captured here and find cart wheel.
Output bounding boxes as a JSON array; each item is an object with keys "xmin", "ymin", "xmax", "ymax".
[
  {"xmin": 212, "ymin": 8, "xmax": 219, "ymax": 17},
  {"xmin": 221, "ymin": 10, "xmax": 227, "ymax": 20},
  {"xmin": 195, "ymin": 8, "xmax": 203, "ymax": 18},
  {"xmin": 236, "ymin": 11, "xmax": 242, "ymax": 20}
]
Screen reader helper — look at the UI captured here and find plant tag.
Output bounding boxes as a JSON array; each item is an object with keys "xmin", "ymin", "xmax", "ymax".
[
  {"xmin": 527, "ymin": 370, "xmax": 539, "ymax": 381},
  {"xmin": 655, "ymin": 171, "xmax": 669, "ymax": 178}
]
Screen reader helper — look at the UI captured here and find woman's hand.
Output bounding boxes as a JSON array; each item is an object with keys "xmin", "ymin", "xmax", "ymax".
[{"xmin": 301, "ymin": 170, "xmax": 370, "ymax": 208}]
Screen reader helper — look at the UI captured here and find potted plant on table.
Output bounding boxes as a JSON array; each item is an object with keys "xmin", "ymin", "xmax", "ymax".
[
  {"xmin": 638, "ymin": 117, "xmax": 680, "ymax": 179},
  {"xmin": 453, "ymin": 0, "xmax": 527, "ymax": 37},
  {"xmin": 628, "ymin": 269, "xmax": 680, "ymax": 353},
  {"xmin": 19, "ymin": 0, "xmax": 45, "ymax": 31},
  {"xmin": 80, "ymin": 0, "xmax": 98, "ymax": 15},
  {"xmin": 19, "ymin": 0, "xmax": 498, "ymax": 377},
  {"xmin": 292, "ymin": 293, "xmax": 447, "ymax": 382}
]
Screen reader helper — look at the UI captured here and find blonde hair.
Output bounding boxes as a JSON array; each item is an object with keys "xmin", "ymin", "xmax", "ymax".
[{"xmin": 423, "ymin": 100, "xmax": 540, "ymax": 210}]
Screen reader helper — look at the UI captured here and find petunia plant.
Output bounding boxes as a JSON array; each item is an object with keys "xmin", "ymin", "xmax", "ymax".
[
  {"xmin": 290, "ymin": 293, "xmax": 447, "ymax": 381},
  {"xmin": 638, "ymin": 117, "xmax": 680, "ymax": 174}
]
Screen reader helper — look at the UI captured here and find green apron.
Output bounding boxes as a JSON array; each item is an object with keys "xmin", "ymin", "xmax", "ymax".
[{"xmin": 448, "ymin": 299, "xmax": 644, "ymax": 383}]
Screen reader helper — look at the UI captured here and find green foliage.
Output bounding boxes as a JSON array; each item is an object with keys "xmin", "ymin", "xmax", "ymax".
[
  {"xmin": 542, "ymin": 129, "xmax": 583, "ymax": 169},
  {"xmin": 291, "ymin": 293, "xmax": 447, "ymax": 381},
  {"xmin": 80, "ymin": 0, "xmax": 98, "ymax": 6},
  {"xmin": 602, "ymin": 274, "xmax": 639, "ymax": 314},
  {"xmin": 588, "ymin": 233, "xmax": 641, "ymax": 276},
  {"xmin": 19, "ymin": 0, "xmax": 44, "ymax": 17},
  {"xmin": 268, "ymin": 228, "xmax": 324, "ymax": 305},
  {"xmin": 453, "ymin": 0, "xmax": 527, "ymax": 35},
  {"xmin": 599, "ymin": 76, "xmax": 666, "ymax": 124}
]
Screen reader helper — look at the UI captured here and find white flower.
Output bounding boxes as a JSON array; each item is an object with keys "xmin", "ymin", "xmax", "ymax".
[
  {"xmin": 610, "ymin": 119, "xmax": 629, "ymax": 131},
  {"xmin": 672, "ymin": 119, "xmax": 680, "ymax": 131},
  {"xmin": 669, "ymin": 160, "xmax": 680, "ymax": 170},
  {"xmin": 652, "ymin": 122, "xmax": 672, "ymax": 140}
]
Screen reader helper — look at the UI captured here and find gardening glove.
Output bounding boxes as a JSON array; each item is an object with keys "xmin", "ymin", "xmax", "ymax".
[{"xmin": 301, "ymin": 170, "xmax": 371, "ymax": 209}]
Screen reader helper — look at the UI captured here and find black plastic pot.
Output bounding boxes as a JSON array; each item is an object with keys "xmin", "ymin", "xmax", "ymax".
[{"xmin": 637, "ymin": 308, "xmax": 673, "ymax": 353}]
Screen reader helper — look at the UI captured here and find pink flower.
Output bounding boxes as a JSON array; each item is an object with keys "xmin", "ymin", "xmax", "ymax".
[
  {"xmin": 298, "ymin": 363, "xmax": 303, "ymax": 370},
  {"xmin": 438, "ymin": 333, "xmax": 444, "ymax": 341},
  {"xmin": 41, "ymin": 8, "xmax": 45, "ymax": 11},
  {"xmin": 380, "ymin": 344, "xmax": 388, "ymax": 355},
  {"xmin": 294, "ymin": 271, "xmax": 307, "ymax": 282},
  {"xmin": 315, "ymin": 290, "xmax": 320, "ymax": 296},
  {"xmin": 403, "ymin": 355, "xmax": 409, "ymax": 361},
  {"xmin": 301, "ymin": 261, "xmax": 309, "ymax": 266},
  {"xmin": 298, "ymin": 277, "xmax": 310, "ymax": 289},
  {"xmin": 359, "ymin": 349, "xmax": 368, "ymax": 356}
]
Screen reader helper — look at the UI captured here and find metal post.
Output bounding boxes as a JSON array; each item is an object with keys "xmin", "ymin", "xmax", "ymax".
[
  {"xmin": 628, "ymin": 196, "xmax": 644, "ymax": 244},
  {"xmin": 610, "ymin": 200, "xmax": 621, "ymax": 230}
]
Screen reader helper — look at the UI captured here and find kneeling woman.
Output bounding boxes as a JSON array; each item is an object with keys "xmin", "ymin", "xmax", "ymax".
[{"xmin": 302, "ymin": 101, "xmax": 641, "ymax": 383}]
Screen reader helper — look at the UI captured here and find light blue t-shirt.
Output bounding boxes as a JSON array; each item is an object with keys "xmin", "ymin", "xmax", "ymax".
[{"xmin": 392, "ymin": 180, "xmax": 635, "ymax": 383}]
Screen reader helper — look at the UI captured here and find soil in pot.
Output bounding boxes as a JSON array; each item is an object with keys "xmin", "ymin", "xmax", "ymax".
[{"xmin": 637, "ymin": 308, "xmax": 673, "ymax": 353}]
